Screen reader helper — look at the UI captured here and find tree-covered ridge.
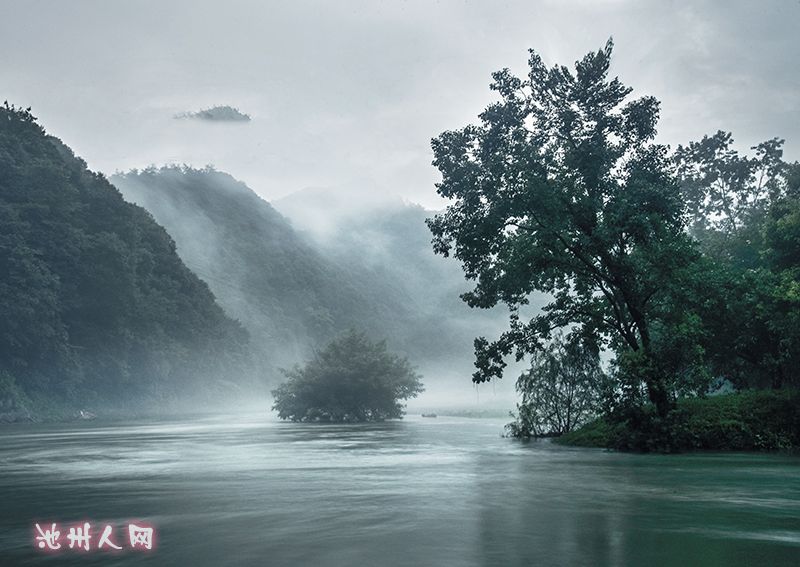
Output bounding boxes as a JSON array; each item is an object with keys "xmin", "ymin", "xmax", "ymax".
[
  {"xmin": 113, "ymin": 167, "xmax": 515, "ymax": 390},
  {"xmin": 0, "ymin": 104, "xmax": 251, "ymax": 416}
]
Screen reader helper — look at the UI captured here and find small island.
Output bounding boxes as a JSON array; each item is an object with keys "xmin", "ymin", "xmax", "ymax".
[{"xmin": 271, "ymin": 331, "xmax": 424, "ymax": 423}]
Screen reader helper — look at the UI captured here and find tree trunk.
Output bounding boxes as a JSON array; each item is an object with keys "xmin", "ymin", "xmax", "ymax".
[
  {"xmin": 646, "ymin": 378, "xmax": 671, "ymax": 418},
  {"xmin": 634, "ymin": 317, "xmax": 673, "ymax": 418},
  {"xmin": 772, "ymin": 366, "xmax": 785, "ymax": 390}
]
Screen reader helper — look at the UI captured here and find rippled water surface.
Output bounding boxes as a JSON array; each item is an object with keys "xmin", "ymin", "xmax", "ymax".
[{"xmin": 1, "ymin": 414, "xmax": 799, "ymax": 566}]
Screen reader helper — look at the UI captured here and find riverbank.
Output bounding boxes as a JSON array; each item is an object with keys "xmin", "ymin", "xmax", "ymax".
[{"xmin": 557, "ymin": 390, "xmax": 800, "ymax": 453}]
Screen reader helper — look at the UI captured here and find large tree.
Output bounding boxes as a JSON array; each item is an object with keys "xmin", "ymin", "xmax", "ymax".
[{"xmin": 427, "ymin": 40, "xmax": 701, "ymax": 416}]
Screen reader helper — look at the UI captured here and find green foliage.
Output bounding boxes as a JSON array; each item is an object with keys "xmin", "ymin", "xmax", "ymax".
[
  {"xmin": 0, "ymin": 103, "xmax": 252, "ymax": 414},
  {"xmin": 553, "ymin": 417, "xmax": 616, "ymax": 448},
  {"xmin": 559, "ymin": 390, "xmax": 800, "ymax": 453},
  {"xmin": 428, "ymin": 40, "xmax": 703, "ymax": 416},
  {"xmin": 763, "ymin": 195, "xmax": 800, "ymax": 271},
  {"xmin": 674, "ymin": 131, "xmax": 786, "ymax": 262},
  {"xmin": 506, "ymin": 333, "xmax": 606, "ymax": 437},
  {"xmin": 699, "ymin": 267, "xmax": 800, "ymax": 389},
  {"xmin": 674, "ymin": 132, "xmax": 800, "ymax": 390},
  {"xmin": 271, "ymin": 331, "xmax": 423, "ymax": 422}
]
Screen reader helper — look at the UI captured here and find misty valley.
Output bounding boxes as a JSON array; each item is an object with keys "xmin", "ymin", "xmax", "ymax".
[{"xmin": 1, "ymin": 3, "xmax": 800, "ymax": 566}]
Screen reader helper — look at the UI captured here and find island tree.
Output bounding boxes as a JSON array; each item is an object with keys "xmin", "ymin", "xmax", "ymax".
[
  {"xmin": 271, "ymin": 331, "xmax": 423, "ymax": 422},
  {"xmin": 427, "ymin": 40, "xmax": 704, "ymax": 416}
]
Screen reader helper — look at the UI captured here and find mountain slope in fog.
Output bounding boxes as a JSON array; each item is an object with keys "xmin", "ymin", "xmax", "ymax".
[
  {"xmin": 0, "ymin": 106, "xmax": 251, "ymax": 416},
  {"xmin": 274, "ymin": 187, "xmax": 516, "ymax": 387},
  {"xmin": 112, "ymin": 167, "xmax": 415, "ymax": 373},
  {"xmin": 113, "ymin": 169, "xmax": 513, "ymax": 396}
]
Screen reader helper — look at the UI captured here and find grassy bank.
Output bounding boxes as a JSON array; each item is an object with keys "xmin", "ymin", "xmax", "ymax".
[{"xmin": 557, "ymin": 390, "xmax": 800, "ymax": 453}]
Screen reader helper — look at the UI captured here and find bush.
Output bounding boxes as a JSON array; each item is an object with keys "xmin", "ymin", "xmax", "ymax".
[
  {"xmin": 558, "ymin": 390, "xmax": 800, "ymax": 452},
  {"xmin": 271, "ymin": 331, "xmax": 424, "ymax": 422},
  {"xmin": 506, "ymin": 333, "xmax": 605, "ymax": 438}
]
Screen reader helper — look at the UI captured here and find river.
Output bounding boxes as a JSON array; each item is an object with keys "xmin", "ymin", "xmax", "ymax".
[{"xmin": 0, "ymin": 414, "xmax": 798, "ymax": 566}]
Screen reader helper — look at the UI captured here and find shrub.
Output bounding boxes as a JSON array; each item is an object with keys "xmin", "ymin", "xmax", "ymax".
[
  {"xmin": 506, "ymin": 333, "xmax": 605, "ymax": 438},
  {"xmin": 558, "ymin": 390, "xmax": 800, "ymax": 452},
  {"xmin": 271, "ymin": 331, "xmax": 423, "ymax": 422}
]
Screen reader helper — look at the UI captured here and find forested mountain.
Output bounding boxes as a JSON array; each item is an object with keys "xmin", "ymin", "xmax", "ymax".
[
  {"xmin": 113, "ymin": 169, "xmax": 513, "ymax": 393},
  {"xmin": 113, "ymin": 167, "xmax": 412, "ymax": 370},
  {"xmin": 0, "ymin": 105, "xmax": 253, "ymax": 417}
]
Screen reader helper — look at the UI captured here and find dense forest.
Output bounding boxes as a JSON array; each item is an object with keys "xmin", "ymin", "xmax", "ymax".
[
  {"xmin": 428, "ymin": 41, "xmax": 800, "ymax": 450},
  {"xmin": 0, "ymin": 104, "xmax": 254, "ymax": 418}
]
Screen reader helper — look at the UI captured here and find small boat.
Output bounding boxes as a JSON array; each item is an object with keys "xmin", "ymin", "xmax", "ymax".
[
  {"xmin": 421, "ymin": 413, "xmax": 437, "ymax": 418},
  {"xmin": 77, "ymin": 409, "xmax": 96, "ymax": 420}
]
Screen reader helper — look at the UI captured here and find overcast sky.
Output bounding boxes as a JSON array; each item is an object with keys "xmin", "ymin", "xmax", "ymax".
[{"xmin": 2, "ymin": 0, "xmax": 798, "ymax": 208}]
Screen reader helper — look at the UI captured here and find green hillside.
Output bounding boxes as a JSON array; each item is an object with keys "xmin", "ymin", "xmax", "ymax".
[{"xmin": 0, "ymin": 104, "xmax": 252, "ymax": 418}]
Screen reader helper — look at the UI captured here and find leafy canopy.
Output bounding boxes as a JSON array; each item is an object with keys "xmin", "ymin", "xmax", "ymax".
[
  {"xmin": 427, "ymin": 40, "xmax": 699, "ymax": 415},
  {"xmin": 271, "ymin": 331, "xmax": 423, "ymax": 422},
  {"xmin": 674, "ymin": 133, "xmax": 800, "ymax": 389}
]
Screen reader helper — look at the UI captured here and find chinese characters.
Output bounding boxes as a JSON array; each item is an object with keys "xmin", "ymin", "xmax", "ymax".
[{"xmin": 34, "ymin": 521, "xmax": 155, "ymax": 553}]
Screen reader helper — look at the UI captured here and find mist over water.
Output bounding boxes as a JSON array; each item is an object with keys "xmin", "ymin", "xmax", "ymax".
[{"xmin": 1, "ymin": 414, "xmax": 798, "ymax": 566}]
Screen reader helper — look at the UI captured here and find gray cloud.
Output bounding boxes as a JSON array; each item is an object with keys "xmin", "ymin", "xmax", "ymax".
[
  {"xmin": 175, "ymin": 106, "xmax": 251, "ymax": 122},
  {"xmin": 0, "ymin": 0, "xmax": 797, "ymax": 207}
]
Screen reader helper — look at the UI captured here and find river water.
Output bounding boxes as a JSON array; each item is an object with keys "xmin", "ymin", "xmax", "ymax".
[{"xmin": 0, "ymin": 414, "xmax": 798, "ymax": 566}]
